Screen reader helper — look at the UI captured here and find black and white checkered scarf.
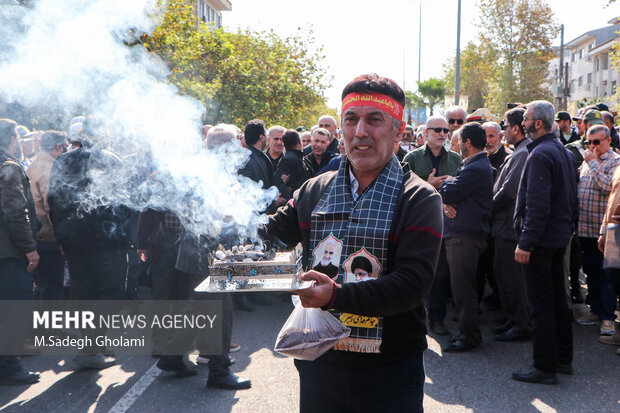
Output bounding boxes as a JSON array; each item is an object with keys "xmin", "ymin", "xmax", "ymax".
[{"xmin": 310, "ymin": 155, "xmax": 403, "ymax": 353}]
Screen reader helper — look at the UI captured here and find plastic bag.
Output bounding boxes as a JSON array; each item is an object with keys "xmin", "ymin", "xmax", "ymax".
[{"xmin": 274, "ymin": 296, "xmax": 350, "ymax": 360}]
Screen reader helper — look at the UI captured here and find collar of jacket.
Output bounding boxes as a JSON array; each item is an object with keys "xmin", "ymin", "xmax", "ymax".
[{"xmin": 526, "ymin": 132, "xmax": 557, "ymax": 152}]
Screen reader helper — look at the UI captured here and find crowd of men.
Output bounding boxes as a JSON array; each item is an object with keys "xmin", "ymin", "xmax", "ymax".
[{"xmin": 0, "ymin": 73, "xmax": 619, "ymax": 411}]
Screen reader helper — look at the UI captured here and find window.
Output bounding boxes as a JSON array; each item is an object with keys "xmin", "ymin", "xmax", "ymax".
[
  {"xmin": 216, "ymin": 14, "xmax": 222, "ymax": 28},
  {"xmin": 587, "ymin": 73, "xmax": 592, "ymax": 84},
  {"xmin": 602, "ymin": 54, "xmax": 608, "ymax": 70},
  {"xmin": 602, "ymin": 80, "xmax": 608, "ymax": 96},
  {"xmin": 588, "ymin": 44, "xmax": 593, "ymax": 50},
  {"xmin": 578, "ymin": 76, "xmax": 583, "ymax": 87},
  {"xmin": 579, "ymin": 49, "xmax": 583, "ymax": 59},
  {"xmin": 596, "ymin": 58, "xmax": 599, "ymax": 71}
]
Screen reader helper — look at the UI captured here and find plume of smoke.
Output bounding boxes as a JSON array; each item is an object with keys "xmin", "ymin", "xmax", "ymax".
[{"xmin": 0, "ymin": 0, "xmax": 277, "ymax": 242}]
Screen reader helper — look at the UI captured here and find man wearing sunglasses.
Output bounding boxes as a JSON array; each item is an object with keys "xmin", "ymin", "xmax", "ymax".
[
  {"xmin": 446, "ymin": 106, "xmax": 467, "ymax": 151},
  {"xmin": 403, "ymin": 116, "xmax": 461, "ymax": 337},
  {"xmin": 574, "ymin": 124, "xmax": 620, "ymax": 336},
  {"xmin": 566, "ymin": 109, "xmax": 605, "ymax": 168}
]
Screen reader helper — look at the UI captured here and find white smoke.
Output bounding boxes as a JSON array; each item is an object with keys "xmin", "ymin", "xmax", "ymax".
[{"xmin": 0, "ymin": 0, "xmax": 277, "ymax": 241}]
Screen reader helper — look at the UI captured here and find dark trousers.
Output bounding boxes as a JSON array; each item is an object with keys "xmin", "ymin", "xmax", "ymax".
[
  {"xmin": 569, "ymin": 236, "xmax": 582, "ymax": 293},
  {"xmin": 445, "ymin": 237, "xmax": 484, "ymax": 345},
  {"xmin": 494, "ymin": 238, "xmax": 531, "ymax": 330},
  {"xmin": 476, "ymin": 236, "xmax": 497, "ymax": 304},
  {"xmin": 33, "ymin": 242, "xmax": 65, "ymax": 300},
  {"xmin": 0, "ymin": 258, "xmax": 32, "ymax": 377},
  {"xmin": 295, "ymin": 355, "xmax": 425, "ymax": 413},
  {"xmin": 580, "ymin": 237, "xmax": 617, "ymax": 321},
  {"xmin": 524, "ymin": 247, "xmax": 572, "ymax": 373},
  {"xmin": 427, "ymin": 241, "xmax": 451, "ymax": 323},
  {"xmin": 64, "ymin": 247, "xmax": 127, "ymax": 300}
]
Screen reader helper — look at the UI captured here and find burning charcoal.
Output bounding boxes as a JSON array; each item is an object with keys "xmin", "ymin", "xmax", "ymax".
[
  {"xmin": 253, "ymin": 245, "xmax": 263, "ymax": 251},
  {"xmin": 242, "ymin": 258, "xmax": 253, "ymax": 262},
  {"xmin": 244, "ymin": 251, "xmax": 264, "ymax": 260},
  {"xmin": 214, "ymin": 251, "xmax": 226, "ymax": 261},
  {"xmin": 263, "ymin": 249, "xmax": 276, "ymax": 261},
  {"xmin": 224, "ymin": 250, "xmax": 233, "ymax": 256},
  {"xmin": 244, "ymin": 244, "xmax": 254, "ymax": 251}
]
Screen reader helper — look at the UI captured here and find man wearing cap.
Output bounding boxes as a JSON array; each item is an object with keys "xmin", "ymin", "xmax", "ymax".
[
  {"xmin": 555, "ymin": 111, "xmax": 579, "ymax": 145},
  {"xmin": 265, "ymin": 73, "xmax": 442, "ymax": 412},
  {"xmin": 566, "ymin": 109, "xmax": 605, "ymax": 168},
  {"xmin": 574, "ymin": 124, "xmax": 620, "ymax": 335}
]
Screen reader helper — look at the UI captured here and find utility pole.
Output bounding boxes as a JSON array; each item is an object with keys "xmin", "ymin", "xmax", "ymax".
[
  {"xmin": 455, "ymin": 0, "xmax": 462, "ymax": 106},
  {"xmin": 559, "ymin": 24, "xmax": 565, "ymax": 110},
  {"xmin": 417, "ymin": 0, "xmax": 422, "ymax": 125}
]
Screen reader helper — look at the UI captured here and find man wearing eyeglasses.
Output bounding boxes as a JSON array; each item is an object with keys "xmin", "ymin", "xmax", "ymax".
[
  {"xmin": 491, "ymin": 108, "xmax": 532, "ymax": 342},
  {"xmin": 574, "ymin": 125, "xmax": 620, "ymax": 336},
  {"xmin": 403, "ymin": 115, "xmax": 461, "ymax": 336},
  {"xmin": 512, "ymin": 100, "xmax": 578, "ymax": 385}
]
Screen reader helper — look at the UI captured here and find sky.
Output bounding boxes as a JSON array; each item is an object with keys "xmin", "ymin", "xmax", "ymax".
[{"xmin": 223, "ymin": 0, "xmax": 619, "ymax": 110}]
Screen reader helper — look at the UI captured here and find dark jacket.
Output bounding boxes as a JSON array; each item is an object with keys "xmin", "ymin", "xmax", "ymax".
[
  {"xmin": 264, "ymin": 149, "xmax": 283, "ymax": 171},
  {"xmin": 239, "ymin": 145, "xmax": 274, "ymax": 190},
  {"xmin": 273, "ymin": 149, "xmax": 305, "ymax": 200},
  {"xmin": 0, "ymin": 150, "xmax": 37, "ymax": 260},
  {"xmin": 303, "ymin": 151, "xmax": 334, "ymax": 178},
  {"xmin": 266, "ymin": 164, "xmax": 443, "ymax": 368},
  {"xmin": 514, "ymin": 133, "xmax": 578, "ymax": 251},
  {"xmin": 395, "ymin": 146, "xmax": 408, "ymax": 162},
  {"xmin": 491, "ymin": 138, "xmax": 531, "ymax": 240},
  {"xmin": 439, "ymin": 151, "xmax": 493, "ymax": 242},
  {"xmin": 402, "ymin": 144, "xmax": 461, "ymax": 181},
  {"xmin": 48, "ymin": 145, "xmax": 130, "ymax": 250},
  {"xmin": 560, "ymin": 129, "xmax": 580, "ymax": 146}
]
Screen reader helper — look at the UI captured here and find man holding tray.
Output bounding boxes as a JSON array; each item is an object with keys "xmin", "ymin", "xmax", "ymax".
[{"xmin": 265, "ymin": 73, "xmax": 443, "ymax": 413}]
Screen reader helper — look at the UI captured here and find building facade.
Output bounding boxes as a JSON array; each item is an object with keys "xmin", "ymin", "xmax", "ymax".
[
  {"xmin": 187, "ymin": 0, "xmax": 232, "ymax": 28},
  {"xmin": 550, "ymin": 19, "xmax": 620, "ymax": 113}
]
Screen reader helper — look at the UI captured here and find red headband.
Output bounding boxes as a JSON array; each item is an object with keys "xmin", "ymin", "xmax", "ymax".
[{"xmin": 342, "ymin": 93, "xmax": 405, "ymax": 124}]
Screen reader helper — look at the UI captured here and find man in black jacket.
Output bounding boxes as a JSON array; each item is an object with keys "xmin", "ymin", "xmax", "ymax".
[
  {"xmin": 302, "ymin": 128, "xmax": 334, "ymax": 178},
  {"xmin": 48, "ymin": 115, "xmax": 129, "ymax": 370},
  {"xmin": 0, "ymin": 119, "xmax": 40, "ymax": 385},
  {"xmin": 273, "ymin": 129, "xmax": 305, "ymax": 201},
  {"xmin": 266, "ymin": 73, "xmax": 442, "ymax": 413},
  {"xmin": 555, "ymin": 111, "xmax": 580, "ymax": 145},
  {"xmin": 439, "ymin": 122, "xmax": 494, "ymax": 352},
  {"xmin": 512, "ymin": 100, "xmax": 578, "ymax": 385},
  {"xmin": 239, "ymin": 120, "xmax": 274, "ymax": 192}
]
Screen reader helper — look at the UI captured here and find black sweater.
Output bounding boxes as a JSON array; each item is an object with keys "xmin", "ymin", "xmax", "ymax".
[{"xmin": 267, "ymin": 164, "xmax": 443, "ymax": 367}]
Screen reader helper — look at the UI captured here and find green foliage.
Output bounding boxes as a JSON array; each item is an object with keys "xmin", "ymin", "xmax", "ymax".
[
  {"xmin": 413, "ymin": 78, "xmax": 446, "ymax": 115},
  {"xmin": 141, "ymin": 0, "xmax": 334, "ymax": 128},
  {"xmin": 442, "ymin": 0, "xmax": 556, "ymax": 115}
]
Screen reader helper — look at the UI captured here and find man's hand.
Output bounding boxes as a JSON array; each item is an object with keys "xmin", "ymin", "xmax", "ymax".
[
  {"xmin": 598, "ymin": 234, "xmax": 606, "ymax": 253},
  {"xmin": 25, "ymin": 250, "xmax": 39, "ymax": 272},
  {"xmin": 137, "ymin": 249, "xmax": 148, "ymax": 262},
  {"xmin": 427, "ymin": 168, "xmax": 449, "ymax": 189},
  {"xmin": 443, "ymin": 204, "xmax": 457, "ymax": 219},
  {"xmin": 514, "ymin": 246, "xmax": 530, "ymax": 264},
  {"xmin": 294, "ymin": 270, "xmax": 339, "ymax": 309},
  {"xmin": 280, "ymin": 174, "xmax": 290, "ymax": 184},
  {"xmin": 583, "ymin": 149, "xmax": 596, "ymax": 163}
]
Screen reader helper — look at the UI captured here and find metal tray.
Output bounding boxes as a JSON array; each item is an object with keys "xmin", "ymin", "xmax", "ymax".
[{"xmin": 195, "ymin": 244, "xmax": 313, "ymax": 292}]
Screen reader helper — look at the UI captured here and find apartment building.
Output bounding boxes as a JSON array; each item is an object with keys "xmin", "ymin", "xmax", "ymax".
[
  {"xmin": 550, "ymin": 18, "xmax": 620, "ymax": 113},
  {"xmin": 187, "ymin": 0, "xmax": 232, "ymax": 28}
]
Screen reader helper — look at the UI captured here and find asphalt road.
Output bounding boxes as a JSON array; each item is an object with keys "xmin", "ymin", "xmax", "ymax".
[{"xmin": 0, "ymin": 295, "xmax": 618, "ymax": 413}]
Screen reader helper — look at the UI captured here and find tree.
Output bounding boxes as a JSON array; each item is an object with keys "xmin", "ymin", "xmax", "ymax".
[
  {"xmin": 442, "ymin": 41, "xmax": 496, "ymax": 111},
  {"xmin": 476, "ymin": 0, "xmax": 557, "ymax": 113},
  {"xmin": 413, "ymin": 78, "xmax": 446, "ymax": 116},
  {"xmin": 141, "ymin": 0, "xmax": 334, "ymax": 128},
  {"xmin": 404, "ymin": 90, "xmax": 423, "ymax": 125}
]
